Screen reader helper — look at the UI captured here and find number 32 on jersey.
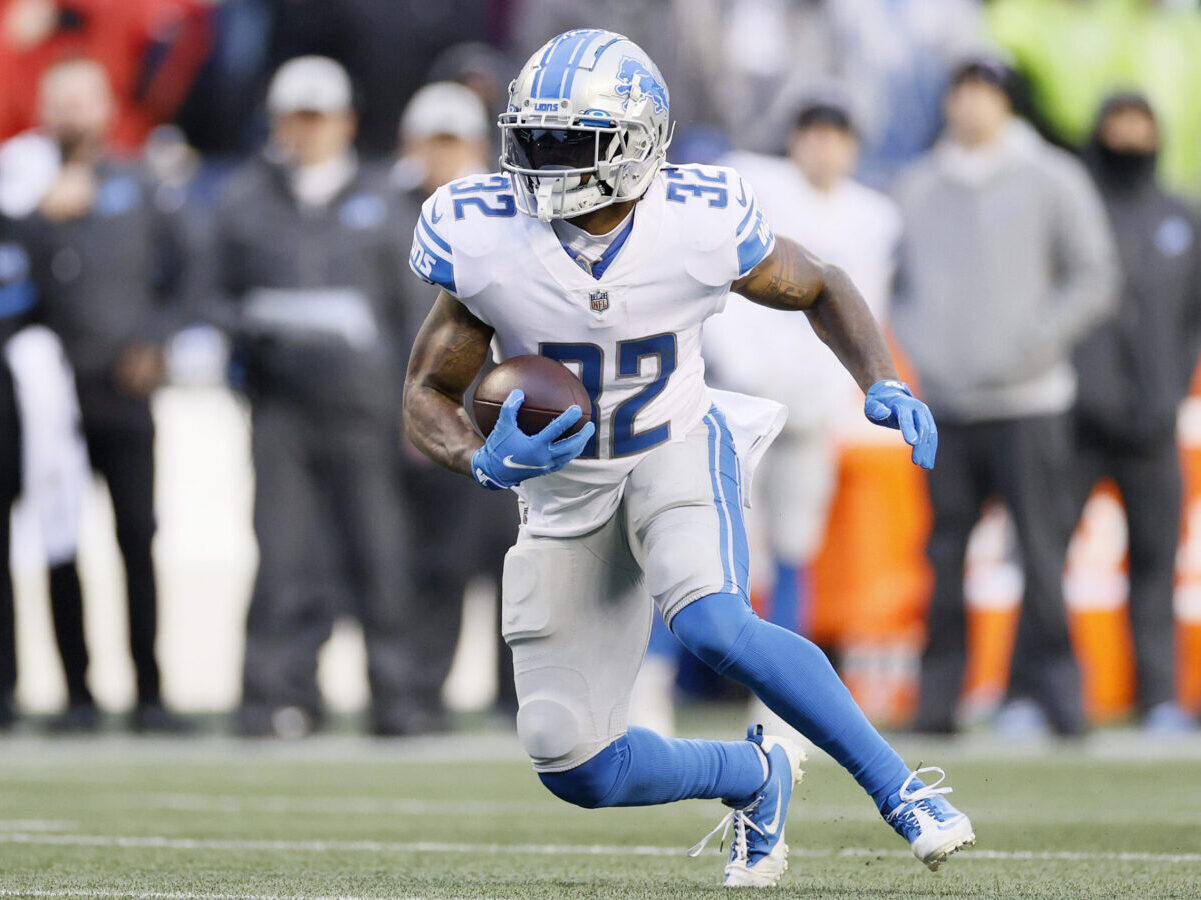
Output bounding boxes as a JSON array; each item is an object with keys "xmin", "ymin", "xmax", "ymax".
[{"xmin": 541, "ymin": 334, "xmax": 677, "ymax": 459}]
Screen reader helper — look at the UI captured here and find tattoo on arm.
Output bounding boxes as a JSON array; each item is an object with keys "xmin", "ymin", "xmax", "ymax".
[
  {"xmin": 731, "ymin": 236, "xmax": 826, "ymax": 310},
  {"xmin": 732, "ymin": 236, "xmax": 899, "ymax": 392},
  {"xmin": 402, "ymin": 290, "xmax": 494, "ymax": 476}
]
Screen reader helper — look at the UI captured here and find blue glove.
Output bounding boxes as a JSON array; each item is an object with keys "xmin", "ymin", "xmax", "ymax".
[
  {"xmin": 471, "ymin": 389, "xmax": 596, "ymax": 490},
  {"xmin": 864, "ymin": 379, "xmax": 938, "ymax": 470}
]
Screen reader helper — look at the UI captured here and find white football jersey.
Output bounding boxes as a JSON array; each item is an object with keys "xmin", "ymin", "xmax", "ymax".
[{"xmin": 410, "ymin": 163, "xmax": 775, "ymax": 536}]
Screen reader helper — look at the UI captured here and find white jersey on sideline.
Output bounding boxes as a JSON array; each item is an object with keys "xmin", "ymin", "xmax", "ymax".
[
  {"xmin": 410, "ymin": 164, "xmax": 775, "ymax": 536},
  {"xmin": 706, "ymin": 152, "xmax": 902, "ymax": 431}
]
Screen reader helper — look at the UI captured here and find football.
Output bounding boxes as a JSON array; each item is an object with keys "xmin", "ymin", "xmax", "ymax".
[{"xmin": 472, "ymin": 354, "xmax": 593, "ymax": 438}]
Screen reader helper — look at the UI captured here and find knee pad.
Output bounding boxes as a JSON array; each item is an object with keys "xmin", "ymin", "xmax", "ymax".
[
  {"xmin": 671, "ymin": 592, "xmax": 757, "ymax": 675},
  {"xmin": 515, "ymin": 696, "xmax": 584, "ymax": 766},
  {"xmin": 538, "ymin": 736, "xmax": 629, "ymax": 809},
  {"xmin": 504, "ymin": 528, "xmax": 651, "ymax": 774}
]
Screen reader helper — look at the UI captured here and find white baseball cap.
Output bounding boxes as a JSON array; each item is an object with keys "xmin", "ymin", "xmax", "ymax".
[
  {"xmin": 267, "ymin": 56, "xmax": 353, "ymax": 116},
  {"xmin": 400, "ymin": 81, "xmax": 488, "ymax": 143}
]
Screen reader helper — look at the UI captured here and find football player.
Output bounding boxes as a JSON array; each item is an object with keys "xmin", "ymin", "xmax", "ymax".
[{"xmin": 404, "ymin": 29, "xmax": 973, "ymax": 887}]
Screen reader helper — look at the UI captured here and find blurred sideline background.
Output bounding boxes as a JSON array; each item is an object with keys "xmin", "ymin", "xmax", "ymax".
[
  {"xmin": 10, "ymin": 385, "xmax": 499, "ymax": 715},
  {"xmin": 11, "ymin": 377, "xmax": 1201, "ymax": 721},
  {"xmin": 2, "ymin": 0, "xmax": 1200, "ymax": 732}
]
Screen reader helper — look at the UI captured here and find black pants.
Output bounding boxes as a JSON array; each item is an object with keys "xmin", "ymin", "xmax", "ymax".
[
  {"xmin": 399, "ymin": 456, "xmax": 518, "ymax": 717},
  {"xmin": 0, "ymin": 362, "xmax": 20, "ymax": 714},
  {"xmin": 915, "ymin": 413, "xmax": 1084, "ymax": 735},
  {"xmin": 49, "ymin": 376, "xmax": 162, "ymax": 707},
  {"xmin": 241, "ymin": 398, "xmax": 413, "ymax": 731},
  {"xmin": 1057, "ymin": 422, "xmax": 1181, "ymax": 711}
]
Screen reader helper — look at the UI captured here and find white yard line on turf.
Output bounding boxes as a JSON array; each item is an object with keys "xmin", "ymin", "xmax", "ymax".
[
  {"xmin": 0, "ymin": 820, "xmax": 76, "ymax": 831},
  {"xmin": 140, "ymin": 794, "xmax": 555, "ymax": 816},
  {"xmin": 110, "ymin": 795, "xmax": 1201, "ymax": 826},
  {"xmin": 9, "ymin": 789, "xmax": 1201, "ymax": 827},
  {"xmin": 0, "ymin": 891, "xmax": 487, "ymax": 900},
  {"xmin": 1, "ymin": 832, "xmax": 1199, "ymax": 865}
]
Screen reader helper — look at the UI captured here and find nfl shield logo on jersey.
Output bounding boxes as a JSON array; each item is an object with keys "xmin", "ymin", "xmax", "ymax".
[{"xmin": 589, "ymin": 289, "xmax": 610, "ymax": 313}]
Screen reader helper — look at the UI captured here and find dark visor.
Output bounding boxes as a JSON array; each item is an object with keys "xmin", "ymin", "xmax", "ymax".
[{"xmin": 508, "ymin": 128, "xmax": 597, "ymax": 171}]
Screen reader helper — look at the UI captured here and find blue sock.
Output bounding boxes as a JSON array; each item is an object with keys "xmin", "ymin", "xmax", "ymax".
[
  {"xmin": 672, "ymin": 592, "xmax": 913, "ymax": 813},
  {"xmin": 768, "ymin": 559, "xmax": 799, "ymax": 630},
  {"xmin": 539, "ymin": 726, "xmax": 766, "ymax": 809}
]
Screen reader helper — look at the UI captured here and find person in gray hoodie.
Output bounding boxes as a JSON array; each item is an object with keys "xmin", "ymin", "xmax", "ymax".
[{"xmin": 892, "ymin": 57, "xmax": 1118, "ymax": 737}]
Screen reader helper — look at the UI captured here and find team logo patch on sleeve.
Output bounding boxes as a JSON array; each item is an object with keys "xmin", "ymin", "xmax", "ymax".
[{"xmin": 589, "ymin": 289, "xmax": 610, "ymax": 313}]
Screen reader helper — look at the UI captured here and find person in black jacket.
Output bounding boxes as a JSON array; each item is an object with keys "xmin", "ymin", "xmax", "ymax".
[
  {"xmin": 0, "ymin": 213, "xmax": 36, "ymax": 730},
  {"xmin": 1070, "ymin": 92, "xmax": 1201, "ymax": 732},
  {"xmin": 20, "ymin": 57, "xmax": 190, "ymax": 733},
  {"xmin": 206, "ymin": 57, "xmax": 417, "ymax": 737},
  {"xmin": 391, "ymin": 82, "xmax": 519, "ymax": 732}
]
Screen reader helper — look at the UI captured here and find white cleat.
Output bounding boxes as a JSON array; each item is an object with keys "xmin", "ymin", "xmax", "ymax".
[
  {"xmin": 688, "ymin": 725, "xmax": 807, "ymax": 888},
  {"xmin": 884, "ymin": 766, "xmax": 976, "ymax": 871}
]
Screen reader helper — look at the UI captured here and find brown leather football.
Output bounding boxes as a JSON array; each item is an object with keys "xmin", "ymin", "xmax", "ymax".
[{"xmin": 472, "ymin": 355, "xmax": 592, "ymax": 438}]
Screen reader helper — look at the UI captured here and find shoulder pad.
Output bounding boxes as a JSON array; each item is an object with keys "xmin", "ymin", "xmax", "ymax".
[
  {"xmin": 409, "ymin": 174, "xmax": 516, "ymax": 296},
  {"xmin": 662, "ymin": 165, "xmax": 775, "ymax": 285}
]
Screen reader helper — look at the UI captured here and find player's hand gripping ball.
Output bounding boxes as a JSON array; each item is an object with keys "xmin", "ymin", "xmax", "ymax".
[
  {"xmin": 470, "ymin": 355, "xmax": 596, "ymax": 490},
  {"xmin": 864, "ymin": 379, "xmax": 938, "ymax": 470}
]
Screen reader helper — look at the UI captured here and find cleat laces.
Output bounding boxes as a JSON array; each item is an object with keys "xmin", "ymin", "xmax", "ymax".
[
  {"xmin": 687, "ymin": 796, "xmax": 765, "ymax": 865},
  {"xmin": 885, "ymin": 765, "xmax": 955, "ymax": 831}
]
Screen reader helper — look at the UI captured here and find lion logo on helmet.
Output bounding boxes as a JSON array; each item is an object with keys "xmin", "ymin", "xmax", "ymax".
[{"xmin": 615, "ymin": 57, "xmax": 668, "ymax": 115}]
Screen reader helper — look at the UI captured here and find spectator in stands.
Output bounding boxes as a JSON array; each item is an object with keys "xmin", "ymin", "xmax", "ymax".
[
  {"xmin": 426, "ymin": 42, "xmax": 512, "ymax": 123},
  {"xmin": 1069, "ymin": 92, "xmax": 1201, "ymax": 733},
  {"xmin": 426, "ymin": 42, "xmax": 513, "ymax": 159},
  {"xmin": 509, "ymin": 2, "xmax": 983, "ymax": 186},
  {"xmin": 698, "ymin": 94, "xmax": 901, "ymax": 733},
  {"xmin": 19, "ymin": 57, "xmax": 190, "ymax": 731},
  {"xmin": 0, "ymin": 211, "xmax": 35, "ymax": 730},
  {"xmin": 171, "ymin": 0, "xmax": 274, "ymax": 159},
  {"xmin": 205, "ymin": 57, "xmax": 417, "ymax": 737},
  {"xmin": 816, "ymin": 0, "xmax": 986, "ymax": 188},
  {"xmin": 630, "ymin": 94, "xmax": 904, "ymax": 736},
  {"xmin": 267, "ymin": 0, "xmax": 489, "ymax": 157},
  {"xmin": 892, "ymin": 57, "xmax": 1118, "ymax": 737},
  {"xmin": 2, "ymin": 304, "xmax": 91, "ymax": 734},
  {"xmin": 0, "ymin": 0, "xmax": 212, "ymax": 150},
  {"xmin": 988, "ymin": 0, "xmax": 1201, "ymax": 198},
  {"xmin": 391, "ymin": 81, "xmax": 518, "ymax": 733},
  {"xmin": 507, "ymin": 1, "xmax": 738, "ymax": 144}
]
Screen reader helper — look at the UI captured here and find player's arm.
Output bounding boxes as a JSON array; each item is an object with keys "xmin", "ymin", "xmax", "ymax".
[
  {"xmin": 403, "ymin": 290, "xmax": 492, "ymax": 476},
  {"xmin": 731, "ymin": 235, "xmax": 897, "ymax": 392},
  {"xmin": 403, "ymin": 290, "xmax": 595, "ymax": 487},
  {"xmin": 732, "ymin": 236, "xmax": 938, "ymax": 469}
]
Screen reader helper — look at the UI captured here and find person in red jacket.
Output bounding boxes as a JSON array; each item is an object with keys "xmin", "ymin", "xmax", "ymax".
[{"xmin": 0, "ymin": 0, "xmax": 210, "ymax": 151}]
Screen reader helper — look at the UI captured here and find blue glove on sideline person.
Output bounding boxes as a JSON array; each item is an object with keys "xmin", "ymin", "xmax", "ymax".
[
  {"xmin": 864, "ymin": 379, "xmax": 938, "ymax": 470},
  {"xmin": 471, "ymin": 389, "xmax": 596, "ymax": 490}
]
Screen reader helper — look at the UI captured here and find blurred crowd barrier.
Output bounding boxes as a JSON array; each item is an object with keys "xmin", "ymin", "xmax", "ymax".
[{"xmin": 13, "ymin": 385, "xmax": 1201, "ymax": 723}]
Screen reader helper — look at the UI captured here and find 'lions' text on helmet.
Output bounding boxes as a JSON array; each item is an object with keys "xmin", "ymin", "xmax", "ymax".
[{"xmin": 500, "ymin": 29, "xmax": 674, "ymax": 222}]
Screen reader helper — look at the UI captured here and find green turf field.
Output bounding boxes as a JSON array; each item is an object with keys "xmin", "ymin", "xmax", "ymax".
[{"xmin": 1, "ymin": 721, "xmax": 1199, "ymax": 899}]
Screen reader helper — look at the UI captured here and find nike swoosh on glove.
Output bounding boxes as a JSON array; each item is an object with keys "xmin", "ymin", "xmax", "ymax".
[
  {"xmin": 471, "ymin": 388, "xmax": 596, "ymax": 490},
  {"xmin": 864, "ymin": 379, "xmax": 938, "ymax": 470}
]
